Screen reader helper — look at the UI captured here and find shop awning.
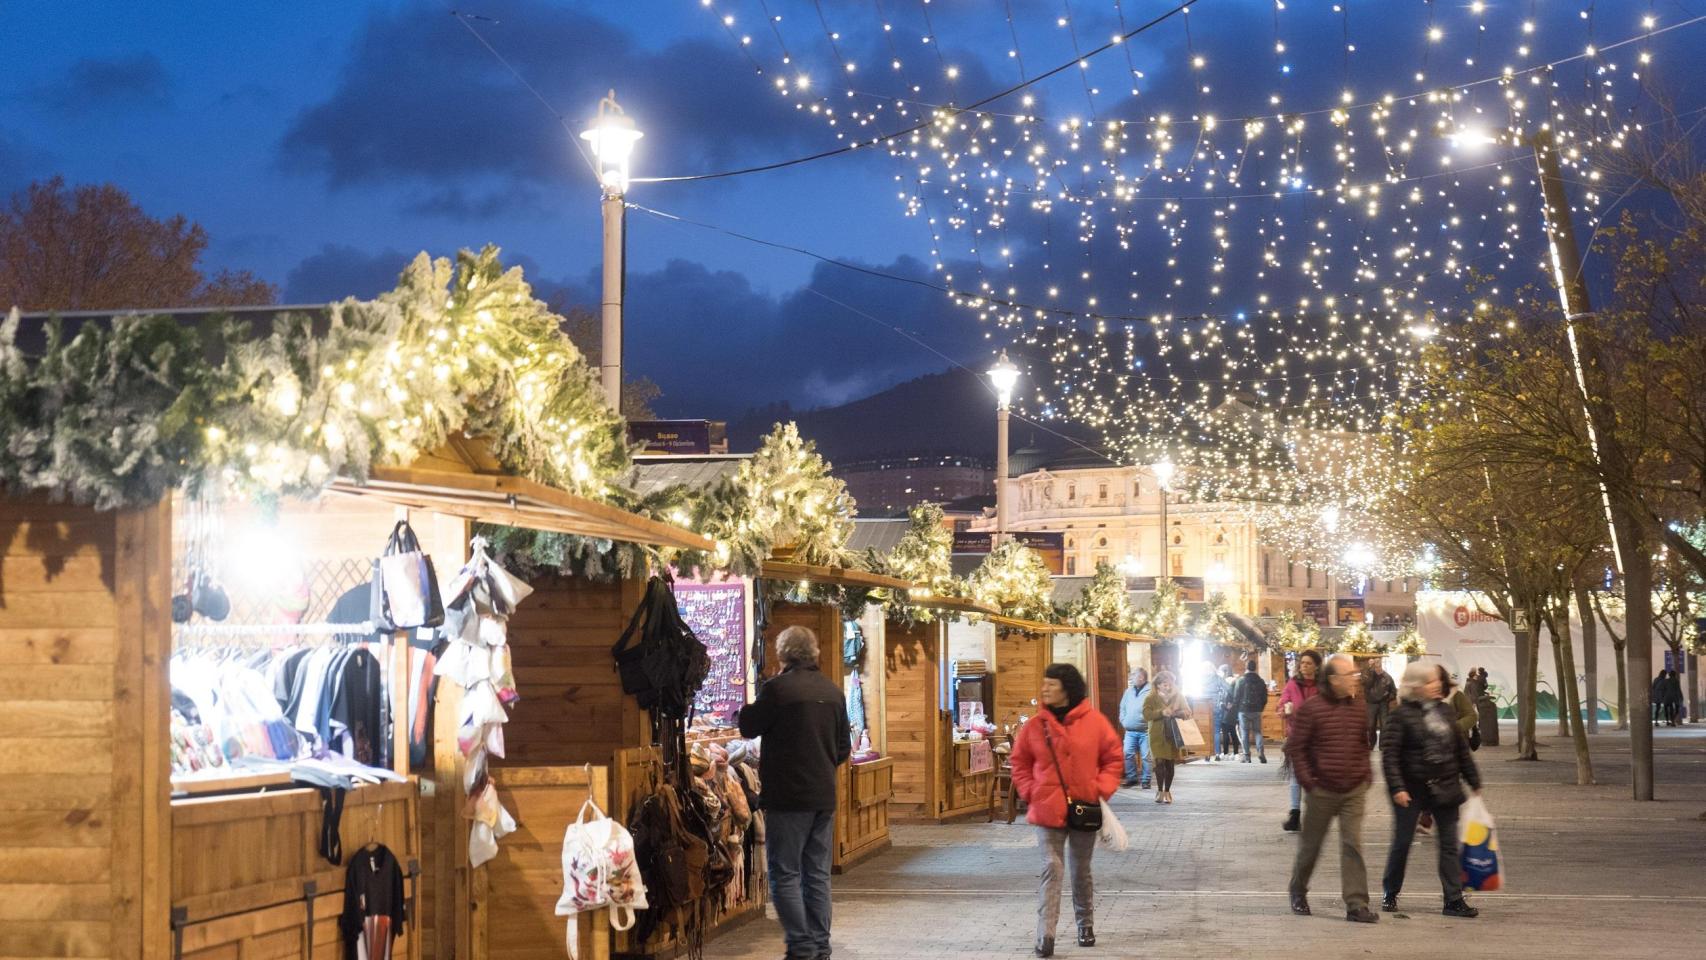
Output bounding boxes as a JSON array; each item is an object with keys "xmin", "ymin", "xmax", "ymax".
[
  {"xmin": 327, "ymin": 466, "xmax": 713, "ymax": 552},
  {"xmin": 906, "ymin": 594, "xmax": 1001, "ymax": 618},
  {"xmin": 758, "ymin": 560, "xmax": 913, "ymax": 592}
]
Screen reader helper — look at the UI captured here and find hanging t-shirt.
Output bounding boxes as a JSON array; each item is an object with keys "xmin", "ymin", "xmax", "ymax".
[{"xmin": 340, "ymin": 844, "xmax": 405, "ymax": 960}]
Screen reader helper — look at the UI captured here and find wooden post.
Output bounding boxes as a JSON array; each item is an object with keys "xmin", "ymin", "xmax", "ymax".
[{"xmin": 425, "ymin": 512, "xmax": 471, "ymax": 960}]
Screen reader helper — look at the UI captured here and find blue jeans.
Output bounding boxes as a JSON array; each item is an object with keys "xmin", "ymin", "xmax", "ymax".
[
  {"xmin": 1239, "ymin": 712, "xmax": 1266, "ymax": 760},
  {"xmin": 1122, "ymin": 729, "xmax": 1152, "ymax": 783},
  {"xmin": 1210, "ymin": 710, "xmax": 1225, "ymax": 755},
  {"xmin": 767, "ymin": 809, "xmax": 835, "ymax": 959},
  {"xmin": 1289, "ymin": 775, "xmax": 1302, "ymax": 809}
]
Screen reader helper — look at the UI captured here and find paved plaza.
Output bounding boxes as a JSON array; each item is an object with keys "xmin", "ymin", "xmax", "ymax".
[{"xmin": 711, "ymin": 724, "xmax": 1706, "ymax": 959}]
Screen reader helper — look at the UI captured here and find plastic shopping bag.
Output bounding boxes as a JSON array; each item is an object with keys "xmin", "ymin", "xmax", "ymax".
[
  {"xmin": 1096, "ymin": 799, "xmax": 1128, "ymax": 852},
  {"xmin": 1458, "ymin": 794, "xmax": 1503, "ymax": 891}
]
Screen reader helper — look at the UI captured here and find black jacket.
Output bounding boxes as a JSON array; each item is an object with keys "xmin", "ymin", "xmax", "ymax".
[
  {"xmin": 1379, "ymin": 699, "xmax": 1481, "ymax": 808},
  {"xmin": 738, "ymin": 663, "xmax": 851, "ymax": 811},
  {"xmin": 1230, "ymin": 671, "xmax": 1269, "ymax": 713}
]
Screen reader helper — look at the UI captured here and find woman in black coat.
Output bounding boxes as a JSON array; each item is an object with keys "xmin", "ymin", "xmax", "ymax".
[{"xmin": 1380, "ymin": 662, "xmax": 1483, "ymax": 918}]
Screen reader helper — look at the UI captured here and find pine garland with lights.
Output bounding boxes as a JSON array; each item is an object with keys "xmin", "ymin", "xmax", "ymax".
[
  {"xmin": 1336, "ymin": 622, "xmax": 1386, "ymax": 656},
  {"xmin": 869, "ymin": 503, "xmax": 956, "ymax": 621},
  {"xmin": 968, "ymin": 541, "xmax": 1057, "ymax": 622},
  {"xmin": 1269, "ymin": 609, "xmax": 1323, "ymax": 652},
  {"xmin": 1066, "ymin": 561, "xmax": 1136, "ymax": 633},
  {"xmin": 0, "ymin": 248, "xmax": 630, "ymax": 509},
  {"xmin": 1391, "ymin": 625, "xmax": 1427, "ymax": 657},
  {"xmin": 1200, "ymin": 592, "xmax": 1251, "ymax": 649},
  {"xmin": 1136, "ymin": 577, "xmax": 1192, "ymax": 638}
]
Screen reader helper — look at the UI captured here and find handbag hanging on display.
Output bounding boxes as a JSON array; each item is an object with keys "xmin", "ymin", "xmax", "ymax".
[
  {"xmin": 371, "ymin": 520, "xmax": 445, "ymax": 631},
  {"xmin": 1041, "ymin": 723, "xmax": 1103, "ymax": 833}
]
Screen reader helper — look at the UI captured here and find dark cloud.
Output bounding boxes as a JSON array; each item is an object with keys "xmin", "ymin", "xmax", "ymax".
[
  {"xmin": 282, "ymin": 244, "xmax": 416, "ymax": 303},
  {"xmin": 279, "ymin": 1, "xmax": 821, "ymax": 187},
  {"xmin": 36, "ymin": 54, "xmax": 171, "ymax": 114},
  {"xmin": 401, "ymin": 185, "xmax": 549, "ymax": 220},
  {"xmin": 0, "ymin": 130, "xmax": 52, "ymax": 196}
]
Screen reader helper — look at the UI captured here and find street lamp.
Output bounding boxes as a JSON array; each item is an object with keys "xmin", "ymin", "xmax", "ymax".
[
  {"xmin": 580, "ymin": 90, "xmax": 643, "ymax": 411},
  {"xmin": 988, "ymin": 351, "xmax": 1020, "ymax": 539},
  {"xmin": 1152, "ymin": 458, "xmax": 1175, "ymax": 580}
]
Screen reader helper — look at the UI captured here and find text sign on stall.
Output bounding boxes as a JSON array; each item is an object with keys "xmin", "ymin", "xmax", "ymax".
[
  {"xmin": 968, "ymin": 740, "xmax": 994, "ymax": 774},
  {"xmin": 629, "ymin": 420, "xmax": 712, "ymax": 454},
  {"xmin": 677, "ymin": 580, "xmax": 748, "ymax": 723}
]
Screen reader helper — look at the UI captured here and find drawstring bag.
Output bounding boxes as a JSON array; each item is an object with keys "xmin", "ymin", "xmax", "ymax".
[
  {"xmin": 1458, "ymin": 794, "xmax": 1504, "ymax": 891},
  {"xmin": 371, "ymin": 521, "xmax": 445, "ymax": 631},
  {"xmin": 556, "ymin": 798, "xmax": 648, "ymax": 959}
]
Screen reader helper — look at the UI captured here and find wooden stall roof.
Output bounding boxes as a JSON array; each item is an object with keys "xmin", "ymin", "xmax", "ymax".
[
  {"xmin": 985, "ymin": 613, "xmax": 1074, "ymax": 634},
  {"xmin": 1085, "ymin": 627, "xmax": 1158, "ymax": 644},
  {"xmin": 905, "ymin": 594, "xmax": 1000, "ymax": 618},
  {"xmin": 327, "ymin": 465, "xmax": 713, "ymax": 551},
  {"xmin": 759, "ymin": 559, "xmax": 912, "ymax": 592}
]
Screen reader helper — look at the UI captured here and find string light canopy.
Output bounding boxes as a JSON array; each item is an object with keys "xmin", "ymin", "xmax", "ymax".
[{"xmin": 681, "ymin": 1, "xmax": 1700, "ymax": 571}]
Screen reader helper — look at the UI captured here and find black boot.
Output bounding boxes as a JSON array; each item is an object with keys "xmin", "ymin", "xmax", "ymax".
[
  {"xmin": 1034, "ymin": 936, "xmax": 1055, "ymax": 957},
  {"xmin": 1442, "ymin": 900, "xmax": 1480, "ymax": 918},
  {"xmin": 1381, "ymin": 895, "xmax": 1398, "ymax": 912},
  {"xmin": 1290, "ymin": 894, "xmax": 1311, "ymax": 916},
  {"xmin": 1077, "ymin": 924, "xmax": 1095, "ymax": 947},
  {"xmin": 1283, "ymin": 809, "xmax": 1301, "ymax": 832}
]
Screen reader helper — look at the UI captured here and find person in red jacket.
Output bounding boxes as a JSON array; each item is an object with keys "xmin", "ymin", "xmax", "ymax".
[
  {"xmin": 1286, "ymin": 653, "xmax": 1378, "ymax": 924},
  {"xmin": 1277, "ymin": 649, "xmax": 1323, "ymax": 832},
  {"xmin": 1010, "ymin": 663, "xmax": 1123, "ymax": 958}
]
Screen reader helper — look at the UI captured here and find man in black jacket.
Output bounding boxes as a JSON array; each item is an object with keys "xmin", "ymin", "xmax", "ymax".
[
  {"xmin": 739, "ymin": 626, "xmax": 851, "ymax": 960},
  {"xmin": 1232, "ymin": 660, "xmax": 1269, "ymax": 763}
]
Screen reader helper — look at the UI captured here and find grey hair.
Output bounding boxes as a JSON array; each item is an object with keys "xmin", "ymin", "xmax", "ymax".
[
  {"xmin": 1398, "ymin": 661, "xmax": 1438, "ymax": 702},
  {"xmin": 776, "ymin": 626, "xmax": 820, "ymax": 667}
]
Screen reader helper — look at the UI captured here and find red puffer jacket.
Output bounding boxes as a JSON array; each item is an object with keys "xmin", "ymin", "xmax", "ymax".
[
  {"xmin": 1010, "ymin": 700, "xmax": 1123, "ymax": 828},
  {"xmin": 1285, "ymin": 693, "xmax": 1372, "ymax": 794}
]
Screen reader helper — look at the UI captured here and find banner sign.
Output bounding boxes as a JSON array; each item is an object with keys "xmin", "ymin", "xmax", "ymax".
[
  {"xmin": 1303, "ymin": 599, "xmax": 1331, "ymax": 626},
  {"xmin": 953, "ymin": 531, "xmax": 992, "ymax": 553},
  {"xmin": 1335, "ymin": 598, "xmax": 1366, "ymax": 625},
  {"xmin": 629, "ymin": 420, "xmax": 711, "ymax": 454}
]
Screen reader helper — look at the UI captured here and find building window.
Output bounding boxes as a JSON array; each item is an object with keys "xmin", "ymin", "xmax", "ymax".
[
  {"xmin": 1287, "ymin": 562, "xmax": 1295, "ymax": 587},
  {"xmin": 1065, "ymin": 537, "xmax": 1076, "ymax": 551},
  {"xmin": 1067, "ymin": 483, "xmax": 1076, "ymax": 502},
  {"xmin": 1043, "ymin": 482, "xmax": 1053, "ymax": 502},
  {"xmin": 1133, "ymin": 479, "xmax": 1142, "ymax": 497},
  {"xmin": 1170, "ymin": 552, "xmax": 1184, "ymax": 577},
  {"xmin": 1098, "ymin": 482, "xmax": 1108, "ymax": 501},
  {"xmin": 1262, "ymin": 553, "xmax": 1271, "ymax": 585},
  {"xmin": 1094, "ymin": 553, "xmax": 1109, "ymax": 570},
  {"xmin": 1306, "ymin": 565, "xmax": 1314, "ymax": 588},
  {"xmin": 1097, "ymin": 536, "xmax": 1108, "ymax": 548},
  {"xmin": 1066, "ymin": 556, "xmax": 1077, "ymax": 575},
  {"xmin": 1385, "ymin": 579, "xmax": 1394, "ymax": 594}
]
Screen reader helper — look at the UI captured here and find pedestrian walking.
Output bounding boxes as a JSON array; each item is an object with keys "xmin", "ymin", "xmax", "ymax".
[
  {"xmin": 1143, "ymin": 669, "xmax": 1193, "ymax": 804},
  {"xmin": 1231, "ymin": 658, "xmax": 1270, "ymax": 763},
  {"xmin": 1463, "ymin": 667, "xmax": 1488, "ymax": 704},
  {"xmin": 1277, "ymin": 650, "xmax": 1323, "ymax": 831},
  {"xmin": 1216, "ymin": 663, "xmax": 1243, "ymax": 759},
  {"xmin": 1009, "ymin": 664, "xmax": 1123, "ymax": 958},
  {"xmin": 1651, "ymin": 670, "xmax": 1669, "ymax": 726},
  {"xmin": 1286, "ymin": 654, "xmax": 1379, "ymax": 924},
  {"xmin": 1663, "ymin": 669, "xmax": 1685, "ymax": 726},
  {"xmin": 737, "ymin": 626, "xmax": 852, "ymax": 960},
  {"xmin": 1203, "ymin": 664, "xmax": 1231, "ymax": 762},
  {"xmin": 1117, "ymin": 667, "xmax": 1152, "ymax": 788},
  {"xmin": 1379, "ymin": 662, "xmax": 1484, "ymax": 918},
  {"xmin": 1364, "ymin": 660, "xmax": 1397, "ymax": 749}
]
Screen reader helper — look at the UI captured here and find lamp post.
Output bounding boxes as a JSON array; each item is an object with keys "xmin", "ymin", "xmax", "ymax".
[
  {"xmin": 1152, "ymin": 459, "xmax": 1175, "ymax": 581},
  {"xmin": 580, "ymin": 90, "xmax": 643, "ymax": 411},
  {"xmin": 988, "ymin": 352, "xmax": 1020, "ymax": 541}
]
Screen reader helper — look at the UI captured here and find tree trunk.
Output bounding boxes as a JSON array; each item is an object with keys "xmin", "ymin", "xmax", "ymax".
[
  {"xmin": 1690, "ymin": 652, "xmax": 1700, "ymax": 725},
  {"xmin": 1551, "ymin": 629, "xmax": 1571, "ymax": 737},
  {"xmin": 1615, "ymin": 641, "xmax": 1629, "ymax": 731},
  {"xmin": 1615, "ymin": 518, "xmax": 1656, "ymax": 799},
  {"xmin": 1550, "ymin": 605, "xmax": 1595, "ymax": 785},
  {"xmin": 1516, "ymin": 600, "xmax": 1541, "ymax": 760},
  {"xmin": 1577, "ymin": 586, "xmax": 1599, "ymax": 734}
]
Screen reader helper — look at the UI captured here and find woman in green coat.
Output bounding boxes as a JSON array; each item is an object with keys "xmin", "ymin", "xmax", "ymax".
[{"xmin": 1143, "ymin": 670, "xmax": 1194, "ymax": 805}]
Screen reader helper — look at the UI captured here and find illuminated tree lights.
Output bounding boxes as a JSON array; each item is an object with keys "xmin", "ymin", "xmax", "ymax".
[
  {"xmin": 1065, "ymin": 560, "xmax": 1137, "ymax": 632},
  {"xmin": 968, "ymin": 540, "xmax": 1057, "ymax": 621}
]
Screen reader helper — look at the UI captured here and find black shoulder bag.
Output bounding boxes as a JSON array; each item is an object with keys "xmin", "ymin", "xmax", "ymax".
[{"xmin": 1041, "ymin": 722, "xmax": 1103, "ymax": 832}]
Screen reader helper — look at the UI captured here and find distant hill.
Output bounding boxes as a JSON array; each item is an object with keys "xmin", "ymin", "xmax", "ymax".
[{"xmin": 728, "ymin": 366, "xmax": 1097, "ymax": 466}]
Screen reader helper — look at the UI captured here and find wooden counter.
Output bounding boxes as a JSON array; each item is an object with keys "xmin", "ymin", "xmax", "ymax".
[
  {"xmin": 941, "ymin": 736, "xmax": 996, "ymax": 820},
  {"xmin": 836, "ymin": 757, "xmax": 894, "ymax": 872}
]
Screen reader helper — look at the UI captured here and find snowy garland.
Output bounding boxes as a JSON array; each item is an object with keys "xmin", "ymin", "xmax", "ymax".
[
  {"xmin": 1137, "ymin": 577, "xmax": 1192, "ymax": 638},
  {"xmin": 0, "ymin": 247, "xmax": 630, "ymax": 509},
  {"xmin": 1391, "ymin": 625, "xmax": 1427, "ymax": 657},
  {"xmin": 1066, "ymin": 561, "xmax": 1136, "ymax": 633},
  {"xmin": 968, "ymin": 541, "xmax": 1057, "ymax": 622},
  {"xmin": 1269, "ymin": 609, "xmax": 1323, "ymax": 652},
  {"xmin": 1337, "ymin": 622, "xmax": 1387, "ymax": 656}
]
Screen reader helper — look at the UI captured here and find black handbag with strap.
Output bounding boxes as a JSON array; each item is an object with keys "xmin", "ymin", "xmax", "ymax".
[{"xmin": 1041, "ymin": 722, "xmax": 1103, "ymax": 833}]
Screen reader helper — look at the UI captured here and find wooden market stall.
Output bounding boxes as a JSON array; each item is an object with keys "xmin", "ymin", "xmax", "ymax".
[
  {"xmin": 879, "ymin": 595, "xmax": 1003, "ymax": 822},
  {"xmin": 757, "ymin": 560, "xmax": 908, "ymax": 873},
  {"xmin": 0, "ymin": 440, "xmax": 713, "ymax": 960},
  {"xmin": 1090, "ymin": 629, "xmax": 1155, "ymax": 733}
]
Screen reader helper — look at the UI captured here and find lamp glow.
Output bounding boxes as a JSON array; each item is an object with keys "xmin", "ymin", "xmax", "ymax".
[
  {"xmin": 988, "ymin": 351, "xmax": 1020, "ymax": 409},
  {"xmin": 580, "ymin": 90, "xmax": 643, "ymax": 195}
]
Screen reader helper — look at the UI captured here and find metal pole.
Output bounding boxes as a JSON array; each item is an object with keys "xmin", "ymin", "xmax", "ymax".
[
  {"xmin": 1158, "ymin": 487, "xmax": 1168, "ymax": 578},
  {"xmin": 600, "ymin": 192, "xmax": 625, "ymax": 411},
  {"xmin": 995, "ymin": 404, "xmax": 1010, "ymax": 541}
]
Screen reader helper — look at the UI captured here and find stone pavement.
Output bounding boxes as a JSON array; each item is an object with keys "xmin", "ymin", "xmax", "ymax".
[{"xmin": 708, "ymin": 723, "xmax": 1706, "ymax": 960}]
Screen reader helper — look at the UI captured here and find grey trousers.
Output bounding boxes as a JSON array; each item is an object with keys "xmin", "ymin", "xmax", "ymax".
[
  {"xmin": 1289, "ymin": 783, "xmax": 1371, "ymax": 911},
  {"xmin": 1035, "ymin": 826, "xmax": 1096, "ymax": 940}
]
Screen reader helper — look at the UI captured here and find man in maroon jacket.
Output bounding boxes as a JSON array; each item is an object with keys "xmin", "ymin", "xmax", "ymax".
[{"xmin": 1286, "ymin": 654, "xmax": 1379, "ymax": 923}]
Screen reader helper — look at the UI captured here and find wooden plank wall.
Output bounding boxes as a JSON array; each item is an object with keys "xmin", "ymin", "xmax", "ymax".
[
  {"xmin": 0, "ymin": 496, "xmax": 171, "ymax": 960},
  {"xmin": 1094, "ymin": 639, "xmax": 1129, "ymax": 733},
  {"xmin": 880, "ymin": 619, "xmax": 939, "ymax": 819},
  {"xmin": 171, "ymin": 781, "xmax": 419, "ymax": 960},
  {"xmin": 477, "ymin": 767, "xmax": 609, "ymax": 960},
  {"xmin": 993, "ymin": 628, "xmax": 1051, "ymax": 729},
  {"xmin": 498, "ymin": 575, "xmax": 647, "ymax": 768}
]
